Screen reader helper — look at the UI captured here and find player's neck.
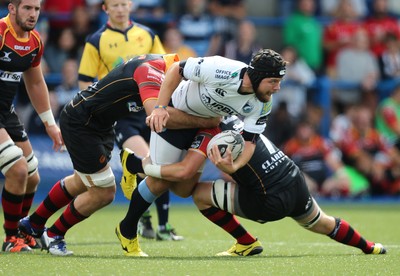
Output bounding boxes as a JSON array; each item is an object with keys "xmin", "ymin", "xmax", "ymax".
[
  {"xmin": 240, "ymin": 74, "xmax": 255, "ymax": 94},
  {"xmin": 108, "ymin": 20, "xmax": 131, "ymax": 31},
  {"xmin": 9, "ymin": 18, "xmax": 29, "ymax": 38}
]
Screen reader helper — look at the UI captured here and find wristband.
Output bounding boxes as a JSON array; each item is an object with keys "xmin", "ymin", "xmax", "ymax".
[
  {"xmin": 154, "ymin": 105, "xmax": 167, "ymax": 109},
  {"xmin": 39, "ymin": 110, "xmax": 56, "ymax": 126},
  {"xmin": 144, "ymin": 163, "xmax": 162, "ymax": 178}
]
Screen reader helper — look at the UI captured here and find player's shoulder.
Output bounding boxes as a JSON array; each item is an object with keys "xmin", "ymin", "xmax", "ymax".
[{"xmin": 132, "ymin": 21, "xmax": 157, "ymax": 36}]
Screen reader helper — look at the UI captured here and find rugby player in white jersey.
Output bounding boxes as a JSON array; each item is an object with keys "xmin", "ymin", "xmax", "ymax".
[{"xmin": 116, "ymin": 49, "xmax": 287, "ymax": 256}]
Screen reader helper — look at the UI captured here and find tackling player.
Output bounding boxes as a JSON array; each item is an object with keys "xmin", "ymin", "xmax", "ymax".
[
  {"xmin": 128, "ymin": 116, "xmax": 387, "ymax": 256},
  {"xmin": 0, "ymin": 0, "xmax": 63, "ymax": 252},
  {"xmin": 18, "ymin": 54, "xmax": 219, "ymax": 256}
]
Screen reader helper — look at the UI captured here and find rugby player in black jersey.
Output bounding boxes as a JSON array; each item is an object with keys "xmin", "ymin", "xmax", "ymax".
[{"xmin": 135, "ymin": 116, "xmax": 387, "ymax": 256}]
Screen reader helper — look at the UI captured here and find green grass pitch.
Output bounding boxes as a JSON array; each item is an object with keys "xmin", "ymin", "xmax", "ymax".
[{"xmin": 1, "ymin": 202, "xmax": 399, "ymax": 275}]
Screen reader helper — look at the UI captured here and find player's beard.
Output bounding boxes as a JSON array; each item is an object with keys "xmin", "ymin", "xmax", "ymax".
[
  {"xmin": 15, "ymin": 11, "xmax": 36, "ymax": 31},
  {"xmin": 254, "ymin": 90, "xmax": 271, "ymax": 103}
]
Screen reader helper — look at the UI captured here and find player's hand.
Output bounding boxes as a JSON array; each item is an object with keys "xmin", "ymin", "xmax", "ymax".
[
  {"xmin": 208, "ymin": 144, "xmax": 235, "ymax": 174},
  {"xmin": 45, "ymin": 124, "xmax": 65, "ymax": 152},
  {"xmin": 146, "ymin": 107, "xmax": 169, "ymax": 133}
]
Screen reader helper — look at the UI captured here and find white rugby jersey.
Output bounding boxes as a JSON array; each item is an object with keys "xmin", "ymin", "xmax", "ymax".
[{"xmin": 171, "ymin": 56, "xmax": 272, "ymax": 134}]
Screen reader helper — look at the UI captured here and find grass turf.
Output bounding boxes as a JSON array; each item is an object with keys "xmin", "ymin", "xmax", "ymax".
[{"xmin": 0, "ymin": 202, "xmax": 399, "ymax": 275}]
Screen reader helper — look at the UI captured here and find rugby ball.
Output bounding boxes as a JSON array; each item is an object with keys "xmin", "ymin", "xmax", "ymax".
[{"xmin": 207, "ymin": 130, "xmax": 245, "ymax": 160}]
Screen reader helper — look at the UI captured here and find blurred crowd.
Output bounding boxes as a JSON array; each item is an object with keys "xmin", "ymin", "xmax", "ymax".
[{"xmin": 2, "ymin": 0, "xmax": 400, "ymax": 198}]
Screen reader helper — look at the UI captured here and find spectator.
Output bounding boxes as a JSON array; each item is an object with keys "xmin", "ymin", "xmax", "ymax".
[
  {"xmin": 283, "ymin": 0, "xmax": 323, "ymax": 73},
  {"xmin": 320, "ymin": 0, "xmax": 368, "ymax": 18},
  {"xmin": 274, "ymin": 45, "xmax": 316, "ymax": 118},
  {"xmin": 334, "ymin": 28, "xmax": 380, "ymax": 111},
  {"xmin": 44, "ymin": 28, "xmax": 79, "ymax": 74},
  {"xmin": 378, "ymin": 32, "xmax": 400, "ymax": 80},
  {"xmin": 207, "ymin": 0, "xmax": 246, "ymax": 56},
  {"xmin": 27, "ymin": 59, "xmax": 80, "ymax": 134},
  {"xmin": 323, "ymin": 0, "xmax": 363, "ymax": 77},
  {"xmin": 335, "ymin": 104, "xmax": 400, "ymax": 195},
  {"xmin": 375, "ymin": 84, "xmax": 400, "ymax": 146},
  {"xmin": 223, "ymin": 19, "xmax": 261, "ymax": 63},
  {"xmin": 42, "ymin": 0, "xmax": 86, "ymax": 46},
  {"xmin": 162, "ymin": 26, "xmax": 197, "ymax": 60},
  {"xmin": 263, "ymin": 101, "xmax": 296, "ymax": 148},
  {"xmin": 363, "ymin": 0, "xmax": 400, "ymax": 57},
  {"xmin": 283, "ymin": 119, "xmax": 352, "ymax": 198},
  {"xmin": 177, "ymin": 0, "xmax": 215, "ymax": 57}
]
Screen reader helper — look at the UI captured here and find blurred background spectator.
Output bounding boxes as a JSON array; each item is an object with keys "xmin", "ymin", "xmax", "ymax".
[
  {"xmin": 176, "ymin": 0, "xmax": 215, "ymax": 57},
  {"xmin": 274, "ymin": 45, "xmax": 316, "ymax": 118},
  {"xmin": 207, "ymin": 0, "xmax": 247, "ymax": 56},
  {"xmin": 323, "ymin": 0, "xmax": 363, "ymax": 78},
  {"xmin": 283, "ymin": 118, "xmax": 352, "ymax": 198},
  {"xmin": 333, "ymin": 28, "xmax": 380, "ymax": 112},
  {"xmin": 363, "ymin": 0, "xmax": 400, "ymax": 57},
  {"xmin": 283, "ymin": 0, "xmax": 323, "ymax": 74},
  {"xmin": 162, "ymin": 26, "xmax": 197, "ymax": 60},
  {"xmin": 223, "ymin": 19, "xmax": 260, "ymax": 63}
]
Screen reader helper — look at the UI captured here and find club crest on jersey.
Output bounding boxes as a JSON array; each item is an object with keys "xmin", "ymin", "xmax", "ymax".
[
  {"xmin": 127, "ymin": 102, "xmax": 142, "ymax": 112},
  {"xmin": 242, "ymin": 101, "xmax": 254, "ymax": 113},
  {"xmin": 0, "ymin": 51, "xmax": 12, "ymax": 62}
]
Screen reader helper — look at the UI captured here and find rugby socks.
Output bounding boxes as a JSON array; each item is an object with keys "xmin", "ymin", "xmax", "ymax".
[
  {"xmin": 119, "ymin": 179, "xmax": 154, "ymax": 238},
  {"xmin": 30, "ymin": 179, "xmax": 74, "ymax": 229},
  {"xmin": 328, "ymin": 218, "xmax": 374, "ymax": 253},
  {"xmin": 2, "ymin": 187, "xmax": 24, "ymax": 238},
  {"xmin": 47, "ymin": 200, "xmax": 88, "ymax": 238},
  {"xmin": 200, "ymin": 207, "xmax": 256, "ymax": 245},
  {"xmin": 21, "ymin": 192, "xmax": 35, "ymax": 218},
  {"xmin": 155, "ymin": 191, "xmax": 170, "ymax": 230}
]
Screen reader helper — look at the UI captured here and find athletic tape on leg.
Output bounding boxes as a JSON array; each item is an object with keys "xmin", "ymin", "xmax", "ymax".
[{"xmin": 138, "ymin": 178, "xmax": 157, "ymax": 203}]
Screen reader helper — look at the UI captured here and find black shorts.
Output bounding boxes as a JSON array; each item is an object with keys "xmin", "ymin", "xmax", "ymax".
[
  {"xmin": 0, "ymin": 106, "xmax": 28, "ymax": 142},
  {"xmin": 59, "ymin": 109, "xmax": 114, "ymax": 174},
  {"xmin": 114, "ymin": 110, "xmax": 150, "ymax": 149},
  {"xmin": 237, "ymin": 170, "xmax": 312, "ymax": 223}
]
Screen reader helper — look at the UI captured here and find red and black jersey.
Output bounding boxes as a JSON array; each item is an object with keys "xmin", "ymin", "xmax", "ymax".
[
  {"xmin": 0, "ymin": 15, "xmax": 43, "ymax": 108},
  {"xmin": 65, "ymin": 54, "xmax": 178, "ymax": 129}
]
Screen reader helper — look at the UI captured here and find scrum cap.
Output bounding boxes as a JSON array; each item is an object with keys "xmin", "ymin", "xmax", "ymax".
[{"xmin": 247, "ymin": 49, "xmax": 286, "ymax": 91}]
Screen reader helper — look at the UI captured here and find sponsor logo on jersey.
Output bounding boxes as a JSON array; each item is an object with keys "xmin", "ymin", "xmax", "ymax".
[
  {"xmin": 201, "ymin": 94, "xmax": 235, "ymax": 115},
  {"xmin": 215, "ymin": 69, "xmax": 232, "ymax": 80},
  {"xmin": 127, "ymin": 102, "xmax": 143, "ymax": 112},
  {"xmin": 0, "ymin": 51, "xmax": 12, "ymax": 62},
  {"xmin": 14, "ymin": 45, "xmax": 31, "ymax": 51},
  {"xmin": 191, "ymin": 134, "xmax": 205, "ymax": 149},
  {"xmin": 0, "ymin": 70, "xmax": 22, "ymax": 82},
  {"xmin": 214, "ymin": 88, "xmax": 227, "ymax": 97},
  {"xmin": 231, "ymin": 72, "xmax": 238, "ymax": 78},
  {"xmin": 242, "ymin": 101, "xmax": 254, "ymax": 113},
  {"xmin": 256, "ymin": 115, "xmax": 268, "ymax": 125},
  {"xmin": 261, "ymin": 150, "xmax": 286, "ymax": 174}
]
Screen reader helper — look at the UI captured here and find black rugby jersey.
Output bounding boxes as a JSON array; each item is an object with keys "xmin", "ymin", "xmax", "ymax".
[
  {"xmin": 65, "ymin": 54, "xmax": 178, "ymax": 129},
  {"xmin": 231, "ymin": 134, "xmax": 299, "ymax": 195}
]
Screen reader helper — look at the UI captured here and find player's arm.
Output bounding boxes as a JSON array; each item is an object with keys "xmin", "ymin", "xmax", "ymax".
[
  {"xmin": 209, "ymin": 138, "xmax": 256, "ymax": 175},
  {"xmin": 147, "ymin": 61, "xmax": 182, "ymax": 132},
  {"xmin": 143, "ymin": 150, "xmax": 206, "ymax": 182},
  {"xmin": 143, "ymin": 98, "xmax": 220, "ymax": 129},
  {"xmin": 23, "ymin": 65, "xmax": 63, "ymax": 151}
]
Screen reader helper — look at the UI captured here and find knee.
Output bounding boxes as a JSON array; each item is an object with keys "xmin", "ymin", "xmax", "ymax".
[
  {"xmin": 6, "ymin": 159, "xmax": 28, "ymax": 184},
  {"xmin": 97, "ymin": 187, "xmax": 116, "ymax": 207}
]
